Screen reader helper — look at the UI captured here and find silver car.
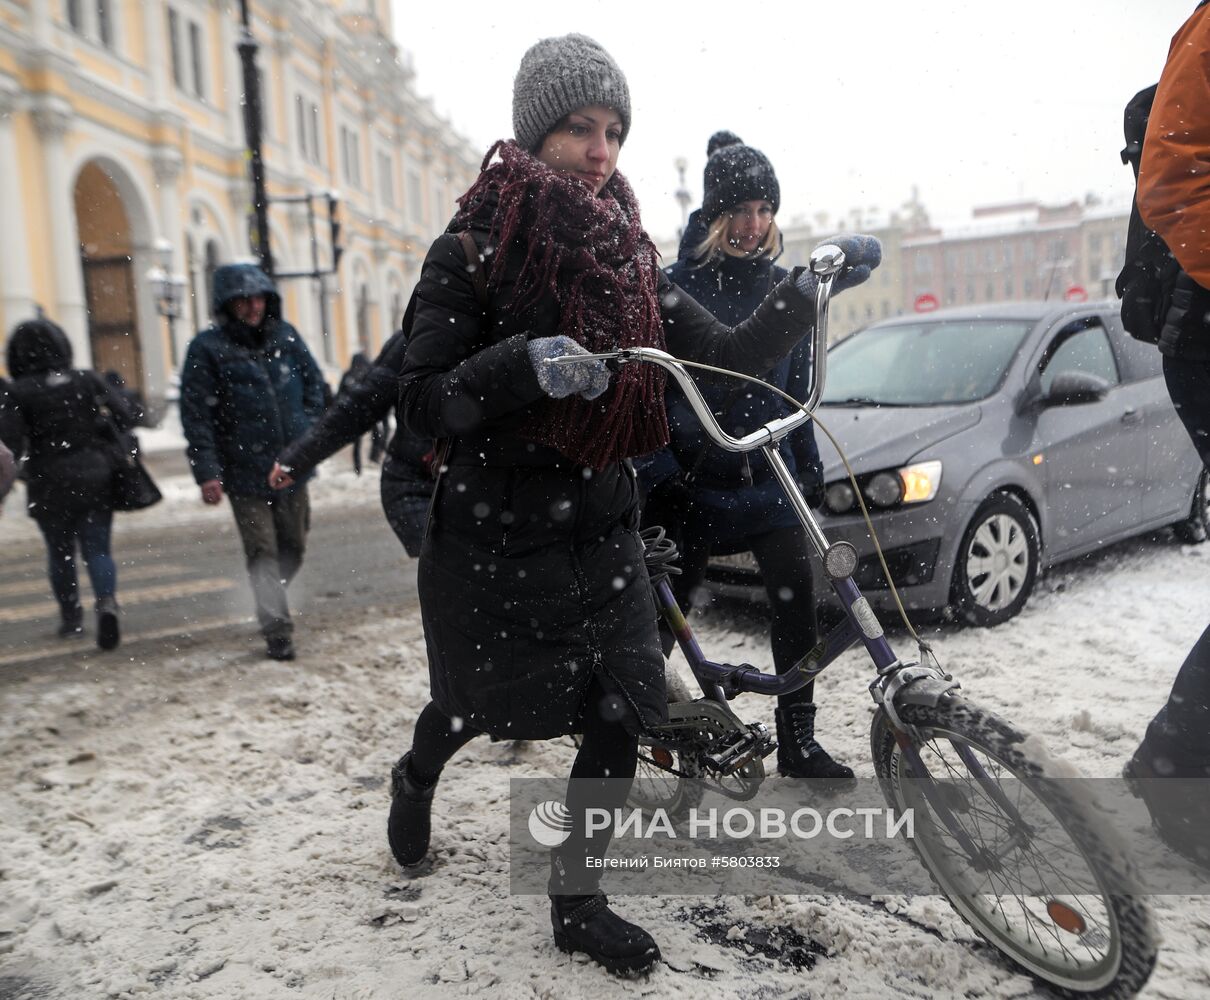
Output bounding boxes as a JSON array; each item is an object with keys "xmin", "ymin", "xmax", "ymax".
[{"xmin": 708, "ymin": 301, "xmax": 1209, "ymax": 626}]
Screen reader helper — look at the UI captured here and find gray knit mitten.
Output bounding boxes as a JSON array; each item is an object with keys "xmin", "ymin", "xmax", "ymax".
[
  {"xmin": 527, "ymin": 335, "xmax": 612, "ymax": 400},
  {"xmin": 795, "ymin": 234, "xmax": 882, "ymax": 298}
]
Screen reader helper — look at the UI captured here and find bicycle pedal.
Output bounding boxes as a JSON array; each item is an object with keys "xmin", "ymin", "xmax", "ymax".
[{"xmin": 702, "ymin": 724, "xmax": 776, "ymax": 776}]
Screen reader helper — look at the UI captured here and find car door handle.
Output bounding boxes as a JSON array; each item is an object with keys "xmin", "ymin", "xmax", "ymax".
[{"xmin": 1121, "ymin": 406, "xmax": 1142, "ymax": 425}]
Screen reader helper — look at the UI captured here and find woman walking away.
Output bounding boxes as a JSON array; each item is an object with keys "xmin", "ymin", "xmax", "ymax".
[
  {"xmin": 639, "ymin": 132, "xmax": 854, "ymax": 786},
  {"xmin": 387, "ymin": 33, "xmax": 880, "ymax": 975},
  {"xmin": 0, "ymin": 319, "xmax": 136, "ymax": 649}
]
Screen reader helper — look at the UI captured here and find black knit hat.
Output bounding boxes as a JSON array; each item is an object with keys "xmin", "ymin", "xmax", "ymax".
[
  {"xmin": 512, "ymin": 34, "xmax": 632, "ymax": 152},
  {"xmin": 701, "ymin": 132, "xmax": 780, "ymax": 226}
]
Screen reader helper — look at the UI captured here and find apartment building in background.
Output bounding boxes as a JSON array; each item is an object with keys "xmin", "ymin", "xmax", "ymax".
[
  {"xmin": 659, "ymin": 193, "xmax": 1129, "ymax": 345},
  {"xmin": 0, "ymin": 0, "xmax": 480, "ymax": 413}
]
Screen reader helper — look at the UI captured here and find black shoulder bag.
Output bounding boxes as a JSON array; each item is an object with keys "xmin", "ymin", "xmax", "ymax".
[{"xmin": 88, "ymin": 372, "xmax": 162, "ymax": 512}]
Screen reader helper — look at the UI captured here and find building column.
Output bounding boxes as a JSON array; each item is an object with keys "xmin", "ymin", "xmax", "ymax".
[
  {"xmin": 151, "ymin": 147, "xmax": 186, "ymax": 380},
  {"xmin": 29, "ymin": 0, "xmax": 53, "ymax": 47},
  {"xmin": 143, "ymin": 2, "xmax": 169, "ymax": 105},
  {"xmin": 0, "ymin": 77, "xmax": 36, "ymax": 330},
  {"xmin": 220, "ymin": 8, "xmax": 244, "ymax": 145},
  {"xmin": 32, "ymin": 95, "xmax": 89, "ymax": 360}
]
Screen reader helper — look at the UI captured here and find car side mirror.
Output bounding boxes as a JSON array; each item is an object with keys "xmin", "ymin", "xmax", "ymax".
[{"xmin": 1041, "ymin": 371, "xmax": 1111, "ymax": 407}]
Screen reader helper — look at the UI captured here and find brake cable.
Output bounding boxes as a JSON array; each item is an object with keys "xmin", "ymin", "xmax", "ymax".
[{"xmin": 655, "ymin": 356, "xmax": 931, "ymax": 657}]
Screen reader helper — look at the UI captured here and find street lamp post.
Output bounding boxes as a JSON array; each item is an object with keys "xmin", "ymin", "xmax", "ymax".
[
  {"xmin": 237, "ymin": 0, "xmax": 273, "ymax": 276},
  {"xmin": 146, "ymin": 239, "xmax": 186, "ymax": 367},
  {"xmin": 674, "ymin": 156, "xmax": 691, "ymax": 238}
]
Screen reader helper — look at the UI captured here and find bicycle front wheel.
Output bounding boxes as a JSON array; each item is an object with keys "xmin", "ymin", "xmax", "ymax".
[{"xmin": 871, "ymin": 697, "xmax": 1157, "ymax": 999}]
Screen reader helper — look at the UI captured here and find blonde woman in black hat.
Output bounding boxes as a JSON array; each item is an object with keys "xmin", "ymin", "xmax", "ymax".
[
  {"xmin": 641, "ymin": 133, "xmax": 855, "ymax": 788},
  {"xmin": 387, "ymin": 32, "xmax": 881, "ymax": 974}
]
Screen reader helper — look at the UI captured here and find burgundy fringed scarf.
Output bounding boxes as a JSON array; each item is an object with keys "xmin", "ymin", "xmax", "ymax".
[{"xmin": 451, "ymin": 140, "xmax": 669, "ymax": 470}]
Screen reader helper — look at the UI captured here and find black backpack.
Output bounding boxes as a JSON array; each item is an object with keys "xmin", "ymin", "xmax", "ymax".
[{"xmin": 1115, "ymin": 84, "xmax": 1183, "ymax": 344}]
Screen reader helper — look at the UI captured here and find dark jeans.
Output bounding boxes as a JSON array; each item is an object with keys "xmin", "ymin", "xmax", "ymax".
[
  {"xmin": 228, "ymin": 487, "xmax": 310, "ymax": 639},
  {"xmin": 1143, "ymin": 357, "xmax": 1210, "ymax": 769},
  {"xmin": 36, "ymin": 508, "xmax": 116, "ymax": 613}
]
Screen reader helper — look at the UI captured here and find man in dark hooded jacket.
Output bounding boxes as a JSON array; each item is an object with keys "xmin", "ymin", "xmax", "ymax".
[{"xmin": 180, "ymin": 263, "xmax": 327, "ymax": 660}]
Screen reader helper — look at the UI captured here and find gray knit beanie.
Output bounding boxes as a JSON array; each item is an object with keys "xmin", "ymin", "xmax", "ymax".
[
  {"xmin": 512, "ymin": 34, "xmax": 631, "ymax": 152},
  {"xmin": 701, "ymin": 132, "xmax": 780, "ymax": 226}
]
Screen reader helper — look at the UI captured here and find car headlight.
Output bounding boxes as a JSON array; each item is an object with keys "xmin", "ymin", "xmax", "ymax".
[
  {"xmin": 822, "ymin": 459, "xmax": 942, "ymax": 514},
  {"xmin": 864, "ymin": 471, "xmax": 903, "ymax": 508},
  {"xmin": 899, "ymin": 460, "xmax": 942, "ymax": 504},
  {"xmin": 824, "ymin": 481, "xmax": 856, "ymax": 514}
]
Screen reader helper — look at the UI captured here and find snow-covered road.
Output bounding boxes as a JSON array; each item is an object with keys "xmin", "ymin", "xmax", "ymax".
[{"xmin": 2, "ymin": 473, "xmax": 1208, "ymax": 999}]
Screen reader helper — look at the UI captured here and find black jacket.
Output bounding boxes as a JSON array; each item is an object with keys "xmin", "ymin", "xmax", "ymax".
[
  {"xmin": 648, "ymin": 211, "xmax": 824, "ymax": 549},
  {"xmin": 0, "ymin": 323, "xmax": 135, "ymax": 522},
  {"xmin": 278, "ymin": 324, "xmax": 433, "ymax": 490},
  {"xmin": 179, "ymin": 264, "xmax": 327, "ymax": 498},
  {"xmin": 399, "ymin": 216, "xmax": 816, "ymax": 740}
]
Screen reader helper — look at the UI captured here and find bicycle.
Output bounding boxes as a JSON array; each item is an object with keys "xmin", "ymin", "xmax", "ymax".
[{"xmin": 552, "ymin": 246, "xmax": 1158, "ymax": 998}]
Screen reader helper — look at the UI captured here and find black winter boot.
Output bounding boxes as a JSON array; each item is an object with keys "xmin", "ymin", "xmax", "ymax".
[
  {"xmin": 95, "ymin": 597, "xmax": 120, "ymax": 651},
  {"xmin": 387, "ymin": 751, "xmax": 437, "ymax": 867},
  {"xmin": 775, "ymin": 703, "xmax": 856, "ymax": 787},
  {"xmin": 265, "ymin": 634, "xmax": 295, "ymax": 661},
  {"xmin": 1123, "ymin": 749, "xmax": 1210, "ymax": 872},
  {"xmin": 58, "ymin": 604, "xmax": 85, "ymax": 639},
  {"xmin": 550, "ymin": 893, "xmax": 660, "ymax": 975}
]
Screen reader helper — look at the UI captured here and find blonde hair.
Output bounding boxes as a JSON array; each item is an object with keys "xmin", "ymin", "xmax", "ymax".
[{"xmin": 692, "ymin": 213, "xmax": 782, "ymax": 264}]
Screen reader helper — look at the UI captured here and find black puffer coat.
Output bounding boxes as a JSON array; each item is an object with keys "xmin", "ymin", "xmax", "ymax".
[
  {"xmin": 278, "ymin": 322, "xmax": 436, "ymax": 556},
  {"xmin": 179, "ymin": 264, "xmax": 327, "ymax": 499},
  {"xmin": 399, "ymin": 219, "xmax": 816, "ymax": 740},
  {"xmin": 0, "ymin": 319, "xmax": 134, "ymax": 523},
  {"xmin": 279, "ymin": 324, "xmax": 433, "ymax": 484},
  {"xmin": 650, "ymin": 211, "xmax": 824, "ymax": 550}
]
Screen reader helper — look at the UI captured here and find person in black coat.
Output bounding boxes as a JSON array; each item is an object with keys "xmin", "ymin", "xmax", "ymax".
[
  {"xmin": 384, "ymin": 32, "xmax": 881, "ymax": 974},
  {"xmin": 641, "ymin": 133, "xmax": 853, "ymax": 786},
  {"xmin": 179, "ymin": 263, "xmax": 327, "ymax": 661},
  {"xmin": 268, "ymin": 325, "xmax": 435, "ymax": 558},
  {"xmin": 0, "ymin": 318, "xmax": 135, "ymax": 648},
  {"xmin": 335, "ymin": 352, "xmax": 391, "ymax": 475}
]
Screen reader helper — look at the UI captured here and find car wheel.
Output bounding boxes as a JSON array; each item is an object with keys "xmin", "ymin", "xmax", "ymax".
[
  {"xmin": 952, "ymin": 493, "xmax": 1039, "ymax": 627},
  {"xmin": 1173, "ymin": 467, "xmax": 1210, "ymax": 544}
]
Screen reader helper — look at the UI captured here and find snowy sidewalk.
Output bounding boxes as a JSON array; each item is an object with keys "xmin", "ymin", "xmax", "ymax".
[{"xmin": 2, "ymin": 526, "xmax": 1209, "ymax": 998}]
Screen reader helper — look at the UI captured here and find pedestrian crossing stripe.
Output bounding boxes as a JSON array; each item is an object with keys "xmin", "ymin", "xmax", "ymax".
[
  {"xmin": 0, "ymin": 578, "xmax": 237, "ymax": 624},
  {"xmin": 0, "ymin": 563, "xmax": 192, "ymax": 599},
  {"xmin": 0, "ymin": 612, "xmax": 255, "ymax": 667}
]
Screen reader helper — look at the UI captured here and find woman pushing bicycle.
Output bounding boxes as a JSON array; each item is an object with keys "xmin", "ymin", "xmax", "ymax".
[
  {"xmin": 387, "ymin": 32, "xmax": 880, "ymax": 975},
  {"xmin": 639, "ymin": 132, "xmax": 854, "ymax": 786}
]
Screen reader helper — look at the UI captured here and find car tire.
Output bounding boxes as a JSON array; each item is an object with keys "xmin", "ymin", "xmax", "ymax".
[
  {"xmin": 951, "ymin": 492, "xmax": 1039, "ymax": 627},
  {"xmin": 1173, "ymin": 467, "xmax": 1210, "ymax": 544}
]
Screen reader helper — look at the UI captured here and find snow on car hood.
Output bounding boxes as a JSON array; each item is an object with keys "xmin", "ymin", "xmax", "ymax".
[{"xmin": 814, "ymin": 403, "xmax": 982, "ymax": 477}]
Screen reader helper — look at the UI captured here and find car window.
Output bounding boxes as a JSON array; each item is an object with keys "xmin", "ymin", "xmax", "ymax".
[
  {"xmin": 1104, "ymin": 313, "xmax": 1163, "ymax": 382},
  {"xmin": 822, "ymin": 320, "xmax": 1033, "ymax": 405},
  {"xmin": 1038, "ymin": 323, "xmax": 1119, "ymax": 394}
]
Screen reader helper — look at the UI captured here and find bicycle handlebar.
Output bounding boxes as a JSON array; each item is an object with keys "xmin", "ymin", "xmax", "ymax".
[{"xmin": 549, "ymin": 244, "xmax": 846, "ymax": 455}]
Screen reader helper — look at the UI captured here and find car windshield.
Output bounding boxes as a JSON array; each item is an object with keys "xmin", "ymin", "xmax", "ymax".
[{"xmin": 821, "ymin": 319, "xmax": 1034, "ymax": 406}]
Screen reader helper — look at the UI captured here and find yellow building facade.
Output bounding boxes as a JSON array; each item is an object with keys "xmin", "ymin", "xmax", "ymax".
[{"xmin": 0, "ymin": 0, "xmax": 481, "ymax": 410}]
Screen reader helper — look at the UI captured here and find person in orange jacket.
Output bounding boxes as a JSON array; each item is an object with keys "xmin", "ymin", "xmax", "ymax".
[{"xmin": 1126, "ymin": 0, "xmax": 1210, "ymax": 872}]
